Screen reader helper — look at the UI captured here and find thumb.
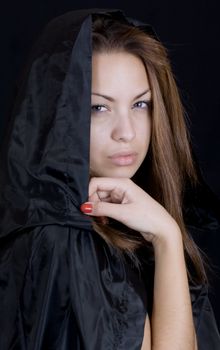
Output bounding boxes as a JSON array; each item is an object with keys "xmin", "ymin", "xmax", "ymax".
[{"xmin": 80, "ymin": 201, "xmax": 126, "ymax": 222}]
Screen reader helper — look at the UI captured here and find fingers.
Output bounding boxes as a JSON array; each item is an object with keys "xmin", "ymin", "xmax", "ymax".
[
  {"xmin": 80, "ymin": 200, "xmax": 128, "ymax": 224},
  {"xmin": 89, "ymin": 177, "xmax": 131, "ymax": 204},
  {"xmin": 80, "ymin": 202, "xmax": 109, "ymax": 224},
  {"xmin": 89, "ymin": 189, "xmax": 126, "ymax": 204},
  {"xmin": 89, "ymin": 190, "xmax": 111, "ymax": 203},
  {"xmin": 80, "ymin": 177, "xmax": 134, "ymax": 225},
  {"xmin": 88, "ymin": 177, "xmax": 130, "ymax": 197}
]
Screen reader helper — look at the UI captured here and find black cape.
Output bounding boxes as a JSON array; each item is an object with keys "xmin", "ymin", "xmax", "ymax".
[{"xmin": 0, "ymin": 8, "xmax": 220, "ymax": 349}]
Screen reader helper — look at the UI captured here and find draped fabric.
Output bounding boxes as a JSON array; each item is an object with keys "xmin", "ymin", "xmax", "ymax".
[{"xmin": 0, "ymin": 8, "xmax": 220, "ymax": 349}]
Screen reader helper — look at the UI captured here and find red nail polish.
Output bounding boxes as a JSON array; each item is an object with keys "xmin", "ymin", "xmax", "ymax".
[{"xmin": 80, "ymin": 202, "xmax": 93, "ymax": 214}]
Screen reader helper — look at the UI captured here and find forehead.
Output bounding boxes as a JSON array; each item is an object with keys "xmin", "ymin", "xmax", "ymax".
[{"xmin": 91, "ymin": 52, "xmax": 150, "ymax": 94}]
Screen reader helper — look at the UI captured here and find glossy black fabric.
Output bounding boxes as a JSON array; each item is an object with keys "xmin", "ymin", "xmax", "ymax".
[{"xmin": 0, "ymin": 8, "xmax": 220, "ymax": 349}]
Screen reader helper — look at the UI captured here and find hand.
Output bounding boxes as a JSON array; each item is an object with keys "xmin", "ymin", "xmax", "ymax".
[{"xmin": 81, "ymin": 177, "xmax": 181, "ymax": 247}]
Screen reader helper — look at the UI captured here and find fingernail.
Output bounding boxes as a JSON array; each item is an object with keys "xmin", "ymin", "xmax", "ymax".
[{"xmin": 80, "ymin": 202, "xmax": 93, "ymax": 214}]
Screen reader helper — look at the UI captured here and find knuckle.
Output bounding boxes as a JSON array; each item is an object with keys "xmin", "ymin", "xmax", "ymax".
[
  {"xmin": 90, "ymin": 177, "xmax": 96, "ymax": 186},
  {"xmin": 89, "ymin": 177, "xmax": 98, "ymax": 193},
  {"xmin": 93, "ymin": 201, "xmax": 102, "ymax": 215}
]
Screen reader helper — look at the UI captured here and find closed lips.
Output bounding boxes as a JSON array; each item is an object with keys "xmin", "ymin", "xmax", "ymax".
[{"xmin": 109, "ymin": 151, "xmax": 137, "ymax": 158}]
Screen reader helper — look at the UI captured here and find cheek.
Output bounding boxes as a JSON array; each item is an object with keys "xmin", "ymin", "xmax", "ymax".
[
  {"xmin": 90, "ymin": 123, "xmax": 107, "ymax": 158},
  {"xmin": 137, "ymin": 117, "xmax": 151, "ymax": 146}
]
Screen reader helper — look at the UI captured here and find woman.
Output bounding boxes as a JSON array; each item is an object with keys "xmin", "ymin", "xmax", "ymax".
[{"xmin": 0, "ymin": 8, "xmax": 219, "ymax": 350}]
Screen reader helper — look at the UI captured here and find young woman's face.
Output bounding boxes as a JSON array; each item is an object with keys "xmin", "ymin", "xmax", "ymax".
[{"xmin": 90, "ymin": 52, "xmax": 152, "ymax": 178}]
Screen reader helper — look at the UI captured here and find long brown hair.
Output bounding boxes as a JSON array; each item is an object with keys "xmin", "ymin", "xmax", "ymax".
[{"xmin": 91, "ymin": 14, "xmax": 207, "ymax": 285}]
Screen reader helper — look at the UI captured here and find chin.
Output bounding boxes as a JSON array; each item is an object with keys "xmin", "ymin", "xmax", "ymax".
[
  {"xmin": 90, "ymin": 164, "xmax": 140, "ymax": 178},
  {"xmin": 103, "ymin": 167, "xmax": 138, "ymax": 179}
]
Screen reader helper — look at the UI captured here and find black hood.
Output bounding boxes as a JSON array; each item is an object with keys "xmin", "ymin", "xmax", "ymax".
[{"xmin": 0, "ymin": 8, "xmax": 160, "ymax": 238}]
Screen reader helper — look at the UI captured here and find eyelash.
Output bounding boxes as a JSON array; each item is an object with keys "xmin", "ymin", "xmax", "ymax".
[
  {"xmin": 91, "ymin": 100, "xmax": 152, "ymax": 113},
  {"xmin": 133, "ymin": 100, "xmax": 152, "ymax": 109}
]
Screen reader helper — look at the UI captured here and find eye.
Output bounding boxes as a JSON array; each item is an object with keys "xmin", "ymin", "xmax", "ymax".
[
  {"xmin": 133, "ymin": 100, "xmax": 152, "ymax": 109},
  {"xmin": 91, "ymin": 104, "xmax": 108, "ymax": 114}
]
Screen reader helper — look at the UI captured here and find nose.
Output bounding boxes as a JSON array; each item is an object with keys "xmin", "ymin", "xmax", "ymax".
[{"xmin": 111, "ymin": 112, "xmax": 136, "ymax": 142}]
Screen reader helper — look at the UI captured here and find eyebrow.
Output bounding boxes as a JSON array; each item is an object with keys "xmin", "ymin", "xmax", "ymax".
[{"xmin": 91, "ymin": 89, "xmax": 151, "ymax": 102}]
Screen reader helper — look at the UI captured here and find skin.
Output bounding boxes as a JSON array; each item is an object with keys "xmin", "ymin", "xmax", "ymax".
[
  {"xmin": 90, "ymin": 52, "xmax": 152, "ymax": 179},
  {"xmin": 83, "ymin": 52, "xmax": 197, "ymax": 349}
]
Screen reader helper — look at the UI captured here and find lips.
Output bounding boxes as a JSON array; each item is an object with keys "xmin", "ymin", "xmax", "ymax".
[
  {"xmin": 110, "ymin": 151, "xmax": 137, "ymax": 158},
  {"xmin": 109, "ymin": 151, "xmax": 138, "ymax": 166}
]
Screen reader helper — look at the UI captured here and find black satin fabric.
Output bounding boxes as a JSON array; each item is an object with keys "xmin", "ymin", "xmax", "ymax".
[
  {"xmin": 0, "ymin": 225, "xmax": 148, "ymax": 349},
  {"xmin": 0, "ymin": 8, "xmax": 220, "ymax": 349}
]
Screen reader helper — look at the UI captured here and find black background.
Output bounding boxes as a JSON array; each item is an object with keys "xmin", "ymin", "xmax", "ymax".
[{"xmin": 1, "ymin": 0, "xmax": 220, "ymax": 328}]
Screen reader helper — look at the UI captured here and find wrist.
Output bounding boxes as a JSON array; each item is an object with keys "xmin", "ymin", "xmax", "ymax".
[
  {"xmin": 153, "ymin": 223, "xmax": 183, "ymax": 253},
  {"xmin": 140, "ymin": 218, "xmax": 183, "ymax": 250}
]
